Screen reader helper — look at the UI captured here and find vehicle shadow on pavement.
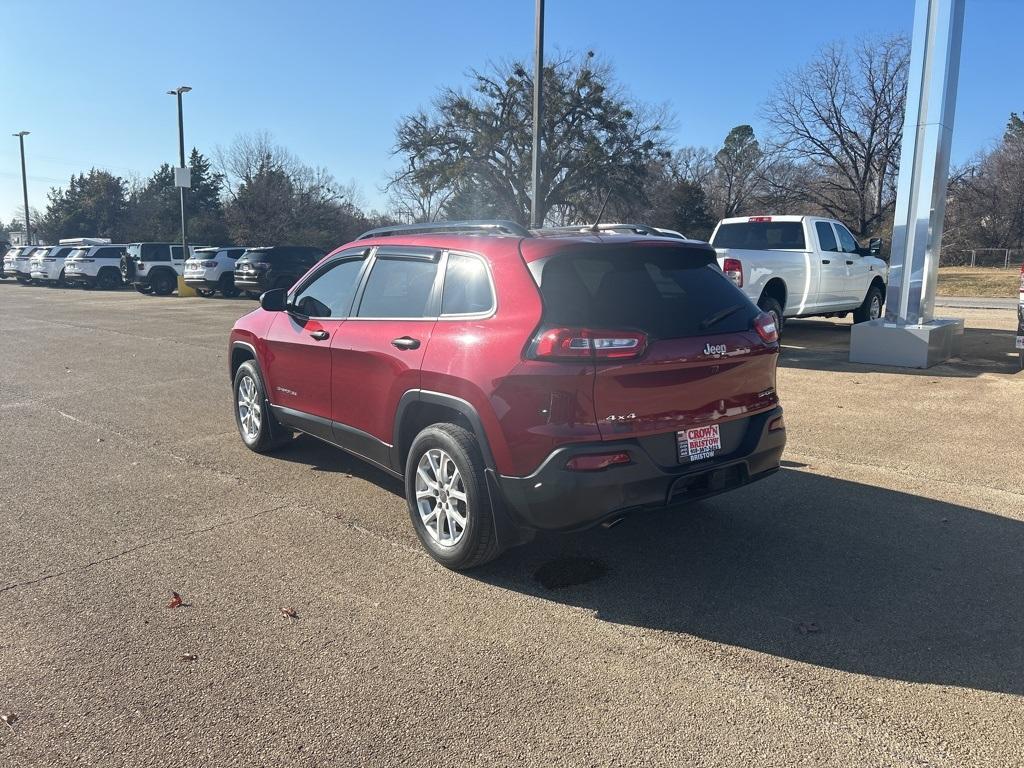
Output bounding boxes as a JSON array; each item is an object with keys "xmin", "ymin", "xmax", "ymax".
[
  {"xmin": 274, "ymin": 434, "xmax": 405, "ymax": 492},
  {"xmin": 779, "ymin": 320, "xmax": 1021, "ymax": 377},
  {"xmin": 473, "ymin": 467, "xmax": 1024, "ymax": 696}
]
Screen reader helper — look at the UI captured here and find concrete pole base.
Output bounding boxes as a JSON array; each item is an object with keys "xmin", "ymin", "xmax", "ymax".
[{"xmin": 849, "ymin": 318, "xmax": 964, "ymax": 369}]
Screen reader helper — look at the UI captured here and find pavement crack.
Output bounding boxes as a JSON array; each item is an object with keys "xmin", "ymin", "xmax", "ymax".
[{"xmin": 0, "ymin": 504, "xmax": 289, "ymax": 598}]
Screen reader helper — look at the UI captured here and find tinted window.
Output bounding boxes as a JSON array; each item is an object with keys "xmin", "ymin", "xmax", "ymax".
[
  {"xmin": 95, "ymin": 247, "xmax": 124, "ymax": 259},
  {"xmin": 292, "ymin": 258, "xmax": 364, "ymax": 317},
  {"xmin": 224, "ymin": 249, "xmax": 244, "ymax": 260},
  {"xmin": 357, "ymin": 257, "xmax": 438, "ymax": 318},
  {"xmin": 711, "ymin": 221, "xmax": 806, "ymax": 250},
  {"xmin": 815, "ymin": 222, "xmax": 839, "ymax": 252},
  {"xmin": 834, "ymin": 225, "xmax": 859, "ymax": 253},
  {"xmin": 68, "ymin": 248, "xmax": 88, "ymax": 259},
  {"xmin": 539, "ymin": 247, "xmax": 756, "ymax": 339},
  {"xmin": 171, "ymin": 245, "xmax": 183, "ymax": 260},
  {"xmin": 441, "ymin": 253, "xmax": 493, "ymax": 315},
  {"xmin": 141, "ymin": 244, "xmax": 169, "ymax": 261}
]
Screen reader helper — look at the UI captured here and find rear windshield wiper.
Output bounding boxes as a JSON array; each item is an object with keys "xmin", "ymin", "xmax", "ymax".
[{"xmin": 699, "ymin": 303, "xmax": 746, "ymax": 330}]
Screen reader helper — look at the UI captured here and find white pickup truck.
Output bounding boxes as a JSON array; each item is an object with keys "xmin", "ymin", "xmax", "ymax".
[{"xmin": 709, "ymin": 215, "xmax": 888, "ymax": 332}]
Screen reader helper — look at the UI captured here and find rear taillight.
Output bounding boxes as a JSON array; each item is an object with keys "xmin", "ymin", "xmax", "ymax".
[
  {"xmin": 722, "ymin": 258, "xmax": 743, "ymax": 287},
  {"xmin": 201, "ymin": 261, "xmax": 218, "ymax": 268},
  {"xmin": 528, "ymin": 327, "xmax": 647, "ymax": 360},
  {"xmin": 565, "ymin": 452, "xmax": 631, "ymax": 471},
  {"xmin": 753, "ymin": 312, "xmax": 778, "ymax": 344}
]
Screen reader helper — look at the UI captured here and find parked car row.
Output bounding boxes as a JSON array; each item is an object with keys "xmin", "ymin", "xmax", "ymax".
[{"xmin": 2, "ymin": 241, "xmax": 326, "ymax": 298}]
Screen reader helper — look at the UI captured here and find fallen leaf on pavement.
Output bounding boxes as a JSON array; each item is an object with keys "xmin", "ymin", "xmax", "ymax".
[
  {"xmin": 280, "ymin": 607, "xmax": 299, "ymax": 620},
  {"xmin": 167, "ymin": 591, "xmax": 184, "ymax": 609},
  {"xmin": 180, "ymin": 654, "xmax": 198, "ymax": 662},
  {"xmin": 798, "ymin": 621, "xmax": 821, "ymax": 635},
  {"xmin": 1, "ymin": 712, "xmax": 17, "ymax": 732}
]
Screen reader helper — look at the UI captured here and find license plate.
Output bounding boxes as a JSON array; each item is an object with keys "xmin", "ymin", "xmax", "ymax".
[{"xmin": 678, "ymin": 424, "xmax": 722, "ymax": 462}]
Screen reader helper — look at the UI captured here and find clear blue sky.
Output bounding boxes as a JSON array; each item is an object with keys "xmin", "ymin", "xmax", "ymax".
[{"xmin": 2, "ymin": 0, "xmax": 1022, "ymax": 224}]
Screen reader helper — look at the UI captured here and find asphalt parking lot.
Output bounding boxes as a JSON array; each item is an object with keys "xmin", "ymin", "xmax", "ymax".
[{"xmin": 1, "ymin": 283, "xmax": 1022, "ymax": 767}]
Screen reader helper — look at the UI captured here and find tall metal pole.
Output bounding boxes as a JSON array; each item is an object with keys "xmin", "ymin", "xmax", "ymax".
[
  {"xmin": 176, "ymin": 91, "xmax": 188, "ymax": 254},
  {"xmin": 14, "ymin": 132, "xmax": 31, "ymax": 244},
  {"xmin": 530, "ymin": 0, "xmax": 544, "ymax": 228},
  {"xmin": 849, "ymin": 0, "xmax": 966, "ymax": 368}
]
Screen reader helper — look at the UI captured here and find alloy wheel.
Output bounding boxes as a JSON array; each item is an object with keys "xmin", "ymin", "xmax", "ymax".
[
  {"xmin": 415, "ymin": 448, "xmax": 468, "ymax": 547},
  {"xmin": 237, "ymin": 375, "xmax": 262, "ymax": 440},
  {"xmin": 870, "ymin": 295, "xmax": 882, "ymax": 320}
]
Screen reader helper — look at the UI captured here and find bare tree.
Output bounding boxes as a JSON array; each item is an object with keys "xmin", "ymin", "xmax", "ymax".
[
  {"xmin": 712, "ymin": 125, "xmax": 765, "ymax": 218},
  {"xmin": 385, "ymin": 160, "xmax": 455, "ymax": 223},
  {"xmin": 762, "ymin": 36, "xmax": 909, "ymax": 236}
]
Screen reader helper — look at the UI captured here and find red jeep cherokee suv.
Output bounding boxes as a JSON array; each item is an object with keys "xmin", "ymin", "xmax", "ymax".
[{"xmin": 229, "ymin": 220, "xmax": 786, "ymax": 569}]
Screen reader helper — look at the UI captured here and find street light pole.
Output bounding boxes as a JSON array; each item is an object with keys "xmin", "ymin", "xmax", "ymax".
[
  {"xmin": 530, "ymin": 0, "xmax": 544, "ymax": 228},
  {"xmin": 167, "ymin": 86, "xmax": 193, "ymax": 296},
  {"xmin": 13, "ymin": 131, "xmax": 31, "ymax": 244}
]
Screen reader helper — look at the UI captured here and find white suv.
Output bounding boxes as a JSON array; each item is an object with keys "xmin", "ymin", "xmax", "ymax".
[
  {"xmin": 184, "ymin": 246, "xmax": 246, "ymax": 297},
  {"xmin": 10, "ymin": 246, "xmax": 39, "ymax": 283},
  {"xmin": 64, "ymin": 244, "xmax": 129, "ymax": 290},
  {"xmin": 29, "ymin": 245, "xmax": 76, "ymax": 286},
  {"xmin": 3, "ymin": 246, "xmax": 35, "ymax": 280}
]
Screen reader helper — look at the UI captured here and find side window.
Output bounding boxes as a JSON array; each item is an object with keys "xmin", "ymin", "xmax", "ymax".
[
  {"xmin": 291, "ymin": 258, "xmax": 365, "ymax": 318},
  {"xmin": 171, "ymin": 245, "xmax": 183, "ymax": 260},
  {"xmin": 141, "ymin": 244, "xmax": 167, "ymax": 262},
  {"xmin": 815, "ymin": 221, "xmax": 838, "ymax": 252},
  {"xmin": 834, "ymin": 225, "xmax": 860, "ymax": 254},
  {"xmin": 96, "ymin": 248, "xmax": 117, "ymax": 259},
  {"xmin": 441, "ymin": 253, "xmax": 494, "ymax": 315},
  {"xmin": 357, "ymin": 257, "xmax": 439, "ymax": 318}
]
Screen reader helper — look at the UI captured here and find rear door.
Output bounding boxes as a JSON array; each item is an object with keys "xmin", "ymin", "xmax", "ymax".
[
  {"xmin": 330, "ymin": 246, "xmax": 442, "ymax": 464},
  {"xmin": 262, "ymin": 251, "xmax": 368, "ymax": 435},
  {"xmin": 534, "ymin": 244, "xmax": 779, "ymax": 463}
]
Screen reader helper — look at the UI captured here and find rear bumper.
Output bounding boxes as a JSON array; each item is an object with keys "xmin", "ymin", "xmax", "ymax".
[
  {"xmin": 497, "ymin": 407, "xmax": 786, "ymax": 531},
  {"xmin": 65, "ymin": 272, "xmax": 95, "ymax": 286},
  {"xmin": 233, "ymin": 275, "xmax": 268, "ymax": 292},
  {"xmin": 184, "ymin": 276, "xmax": 221, "ymax": 290}
]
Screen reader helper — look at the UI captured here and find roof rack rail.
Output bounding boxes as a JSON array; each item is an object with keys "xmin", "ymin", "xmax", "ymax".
[
  {"xmin": 356, "ymin": 219, "xmax": 532, "ymax": 240},
  {"xmin": 535, "ymin": 222, "xmax": 685, "ymax": 239}
]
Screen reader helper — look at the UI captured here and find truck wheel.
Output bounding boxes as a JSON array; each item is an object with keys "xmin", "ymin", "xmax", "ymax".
[
  {"xmin": 405, "ymin": 424, "xmax": 499, "ymax": 570},
  {"xmin": 757, "ymin": 296, "xmax": 785, "ymax": 337},
  {"xmin": 853, "ymin": 285, "xmax": 884, "ymax": 324}
]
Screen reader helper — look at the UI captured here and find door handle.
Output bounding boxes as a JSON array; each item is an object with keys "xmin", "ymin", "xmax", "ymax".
[
  {"xmin": 821, "ymin": 259, "xmax": 831, "ymax": 264},
  {"xmin": 391, "ymin": 336, "xmax": 421, "ymax": 350},
  {"xmin": 309, "ymin": 330, "xmax": 330, "ymax": 341},
  {"xmin": 845, "ymin": 259, "xmax": 854, "ymax": 265}
]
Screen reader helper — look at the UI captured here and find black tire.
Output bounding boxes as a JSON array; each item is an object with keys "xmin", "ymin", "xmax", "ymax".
[
  {"xmin": 232, "ymin": 360, "xmax": 291, "ymax": 453},
  {"xmin": 220, "ymin": 273, "xmax": 240, "ymax": 298},
  {"xmin": 96, "ymin": 268, "xmax": 120, "ymax": 290},
  {"xmin": 853, "ymin": 284, "xmax": 885, "ymax": 324},
  {"xmin": 151, "ymin": 270, "xmax": 176, "ymax": 296},
  {"xmin": 757, "ymin": 295, "xmax": 785, "ymax": 337},
  {"xmin": 405, "ymin": 424, "xmax": 499, "ymax": 570},
  {"xmin": 54, "ymin": 269, "xmax": 66, "ymax": 287}
]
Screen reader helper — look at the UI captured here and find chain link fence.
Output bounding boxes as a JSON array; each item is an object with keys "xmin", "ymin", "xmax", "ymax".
[{"xmin": 939, "ymin": 248, "xmax": 1024, "ymax": 268}]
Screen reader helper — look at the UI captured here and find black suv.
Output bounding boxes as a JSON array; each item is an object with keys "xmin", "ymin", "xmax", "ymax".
[{"xmin": 233, "ymin": 246, "xmax": 325, "ymax": 296}]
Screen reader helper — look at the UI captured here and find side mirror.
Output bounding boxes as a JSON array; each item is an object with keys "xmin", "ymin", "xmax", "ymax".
[
  {"xmin": 868, "ymin": 237, "xmax": 883, "ymax": 256},
  {"xmin": 260, "ymin": 288, "xmax": 287, "ymax": 312}
]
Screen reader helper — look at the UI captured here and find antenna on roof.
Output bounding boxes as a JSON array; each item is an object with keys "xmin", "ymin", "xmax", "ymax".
[{"xmin": 589, "ymin": 190, "xmax": 612, "ymax": 232}]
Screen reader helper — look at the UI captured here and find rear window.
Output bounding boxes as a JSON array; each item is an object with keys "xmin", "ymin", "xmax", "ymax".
[
  {"xmin": 68, "ymin": 248, "xmax": 89, "ymax": 259},
  {"xmin": 240, "ymin": 249, "xmax": 272, "ymax": 263},
  {"xmin": 537, "ymin": 247, "xmax": 756, "ymax": 339},
  {"xmin": 712, "ymin": 221, "xmax": 806, "ymax": 251}
]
